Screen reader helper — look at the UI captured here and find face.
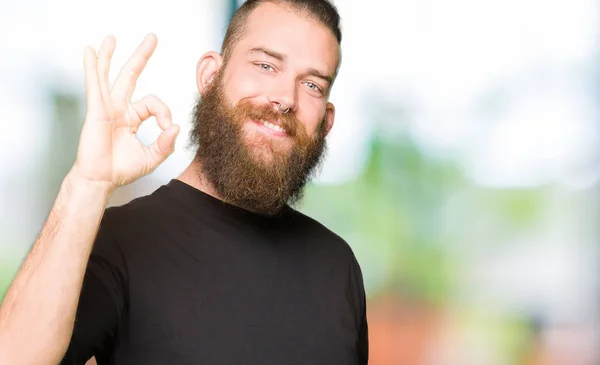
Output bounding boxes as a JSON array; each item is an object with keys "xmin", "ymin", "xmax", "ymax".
[
  {"xmin": 190, "ymin": 2, "xmax": 340, "ymax": 215},
  {"xmin": 219, "ymin": 2, "xmax": 339, "ymax": 140}
]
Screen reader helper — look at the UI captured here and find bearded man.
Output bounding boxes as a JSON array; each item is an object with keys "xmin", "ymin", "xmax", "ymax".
[{"xmin": 0, "ymin": 1, "xmax": 368, "ymax": 364}]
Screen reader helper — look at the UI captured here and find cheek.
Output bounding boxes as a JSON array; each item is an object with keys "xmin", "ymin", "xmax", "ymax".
[
  {"xmin": 224, "ymin": 67, "xmax": 267, "ymax": 104},
  {"xmin": 297, "ymin": 97, "xmax": 327, "ymax": 136}
]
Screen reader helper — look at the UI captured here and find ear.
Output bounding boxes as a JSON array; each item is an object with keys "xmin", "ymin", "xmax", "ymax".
[
  {"xmin": 196, "ymin": 51, "xmax": 223, "ymax": 96},
  {"xmin": 323, "ymin": 102, "xmax": 335, "ymax": 137}
]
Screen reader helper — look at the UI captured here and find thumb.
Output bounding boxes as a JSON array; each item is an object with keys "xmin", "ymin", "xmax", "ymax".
[{"xmin": 149, "ymin": 123, "xmax": 180, "ymax": 167}]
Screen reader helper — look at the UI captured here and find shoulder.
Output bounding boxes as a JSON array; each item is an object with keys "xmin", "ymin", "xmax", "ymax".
[
  {"xmin": 101, "ymin": 185, "xmax": 172, "ymax": 233},
  {"xmin": 286, "ymin": 207, "xmax": 345, "ymax": 241},
  {"xmin": 89, "ymin": 187, "xmax": 178, "ymax": 264},
  {"xmin": 286, "ymin": 208, "xmax": 367, "ymax": 310},
  {"xmin": 90, "ymin": 185, "xmax": 181, "ymax": 265},
  {"xmin": 285, "ymin": 207, "xmax": 359, "ymax": 264}
]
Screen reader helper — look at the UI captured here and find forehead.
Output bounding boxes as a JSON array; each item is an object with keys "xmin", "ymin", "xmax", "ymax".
[{"xmin": 234, "ymin": 2, "xmax": 340, "ymax": 74}]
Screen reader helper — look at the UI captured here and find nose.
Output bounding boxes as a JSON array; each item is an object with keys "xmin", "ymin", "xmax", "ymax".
[
  {"xmin": 274, "ymin": 103, "xmax": 290, "ymax": 114},
  {"xmin": 268, "ymin": 81, "xmax": 297, "ymax": 114}
]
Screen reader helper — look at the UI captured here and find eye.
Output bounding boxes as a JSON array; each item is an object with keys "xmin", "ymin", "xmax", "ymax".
[
  {"xmin": 256, "ymin": 63, "xmax": 275, "ymax": 72},
  {"xmin": 304, "ymin": 81, "xmax": 322, "ymax": 93}
]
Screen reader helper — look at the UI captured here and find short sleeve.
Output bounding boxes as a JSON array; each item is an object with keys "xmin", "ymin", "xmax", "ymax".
[
  {"xmin": 357, "ymin": 296, "xmax": 369, "ymax": 364},
  {"xmin": 350, "ymin": 254, "xmax": 369, "ymax": 364},
  {"xmin": 61, "ymin": 209, "xmax": 128, "ymax": 365}
]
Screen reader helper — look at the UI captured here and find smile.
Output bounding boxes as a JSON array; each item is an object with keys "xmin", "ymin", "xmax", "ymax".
[{"xmin": 252, "ymin": 120, "xmax": 289, "ymax": 137}]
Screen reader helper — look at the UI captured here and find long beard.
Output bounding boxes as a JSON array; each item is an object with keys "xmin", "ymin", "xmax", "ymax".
[{"xmin": 189, "ymin": 72, "xmax": 327, "ymax": 216}]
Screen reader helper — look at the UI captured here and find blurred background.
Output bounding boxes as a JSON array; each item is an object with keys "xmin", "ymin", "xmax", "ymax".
[{"xmin": 1, "ymin": 0, "xmax": 600, "ymax": 363}]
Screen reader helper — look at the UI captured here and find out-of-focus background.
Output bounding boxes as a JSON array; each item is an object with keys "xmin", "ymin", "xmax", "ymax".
[{"xmin": 2, "ymin": 0, "xmax": 600, "ymax": 364}]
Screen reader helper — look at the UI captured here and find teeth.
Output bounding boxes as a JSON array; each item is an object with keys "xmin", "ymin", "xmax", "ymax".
[{"xmin": 261, "ymin": 120, "xmax": 286, "ymax": 133}]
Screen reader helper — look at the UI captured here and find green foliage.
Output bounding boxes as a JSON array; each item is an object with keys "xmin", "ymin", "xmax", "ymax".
[
  {"xmin": 302, "ymin": 133, "xmax": 464, "ymax": 302},
  {"xmin": 302, "ymin": 129, "xmax": 547, "ymax": 305},
  {"xmin": 0, "ymin": 261, "xmax": 20, "ymax": 303}
]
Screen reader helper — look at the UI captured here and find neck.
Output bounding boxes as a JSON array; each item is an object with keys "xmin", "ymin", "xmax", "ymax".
[
  {"xmin": 177, "ymin": 158, "xmax": 291, "ymax": 216},
  {"xmin": 177, "ymin": 160, "xmax": 224, "ymax": 203}
]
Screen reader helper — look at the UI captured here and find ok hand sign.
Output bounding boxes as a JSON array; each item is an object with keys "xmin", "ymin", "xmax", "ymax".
[{"xmin": 73, "ymin": 33, "xmax": 180, "ymax": 189}]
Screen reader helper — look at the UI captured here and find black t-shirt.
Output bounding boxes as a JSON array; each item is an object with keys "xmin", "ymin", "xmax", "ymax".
[{"xmin": 61, "ymin": 179, "xmax": 368, "ymax": 365}]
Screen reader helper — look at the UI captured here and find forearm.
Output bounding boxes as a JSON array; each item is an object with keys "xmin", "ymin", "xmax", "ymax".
[{"xmin": 0, "ymin": 169, "xmax": 113, "ymax": 365}]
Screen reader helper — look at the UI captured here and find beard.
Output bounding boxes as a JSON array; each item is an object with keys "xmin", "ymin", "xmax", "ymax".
[{"xmin": 189, "ymin": 71, "xmax": 327, "ymax": 216}]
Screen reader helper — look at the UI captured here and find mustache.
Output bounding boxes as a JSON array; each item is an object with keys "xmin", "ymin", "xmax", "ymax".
[{"xmin": 234, "ymin": 102, "xmax": 307, "ymax": 139}]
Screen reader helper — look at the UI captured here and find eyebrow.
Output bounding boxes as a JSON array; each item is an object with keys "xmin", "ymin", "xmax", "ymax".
[
  {"xmin": 306, "ymin": 67, "xmax": 333, "ymax": 85},
  {"xmin": 249, "ymin": 47, "xmax": 286, "ymax": 62},
  {"xmin": 248, "ymin": 47, "xmax": 334, "ymax": 85}
]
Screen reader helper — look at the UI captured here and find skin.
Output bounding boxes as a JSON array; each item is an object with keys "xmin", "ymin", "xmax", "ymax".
[
  {"xmin": 180, "ymin": 2, "xmax": 340, "ymax": 193},
  {"xmin": 0, "ymin": 34, "xmax": 179, "ymax": 365},
  {"xmin": 0, "ymin": 2, "xmax": 340, "ymax": 364}
]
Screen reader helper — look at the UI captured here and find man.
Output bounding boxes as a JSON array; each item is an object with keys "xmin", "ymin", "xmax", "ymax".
[{"xmin": 0, "ymin": 0, "xmax": 368, "ymax": 364}]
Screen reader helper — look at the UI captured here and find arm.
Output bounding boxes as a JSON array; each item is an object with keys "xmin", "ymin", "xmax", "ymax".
[
  {"xmin": 0, "ymin": 33, "xmax": 179, "ymax": 365},
  {"xmin": 61, "ymin": 210, "xmax": 129, "ymax": 364},
  {"xmin": 0, "ymin": 172, "xmax": 112, "ymax": 364}
]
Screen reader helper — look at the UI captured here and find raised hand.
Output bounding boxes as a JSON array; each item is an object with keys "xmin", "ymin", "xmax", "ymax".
[{"xmin": 73, "ymin": 33, "xmax": 180, "ymax": 188}]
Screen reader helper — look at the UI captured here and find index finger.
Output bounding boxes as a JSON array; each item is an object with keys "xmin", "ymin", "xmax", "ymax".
[
  {"xmin": 111, "ymin": 33, "xmax": 158, "ymax": 102},
  {"xmin": 83, "ymin": 45, "xmax": 102, "ymax": 116}
]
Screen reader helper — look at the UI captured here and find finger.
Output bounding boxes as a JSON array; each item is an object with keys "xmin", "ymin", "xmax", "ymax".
[
  {"xmin": 112, "ymin": 33, "xmax": 158, "ymax": 101},
  {"xmin": 131, "ymin": 94, "xmax": 172, "ymax": 129},
  {"xmin": 97, "ymin": 35, "xmax": 116, "ymax": 104},
  {"xmin": 83, "ymin": 45, "xmax": 102, "ymax": 116},
  {"xmin": 148, "ymin": 124, "xmax": 180, "ymax": 169}
]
